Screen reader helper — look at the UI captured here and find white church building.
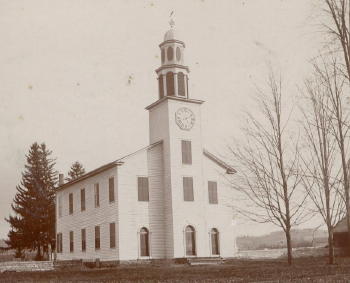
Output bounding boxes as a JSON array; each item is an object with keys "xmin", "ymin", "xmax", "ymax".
[{"xmin": 55, "ymin": 23, "xmax": 237, "ymax": 262}]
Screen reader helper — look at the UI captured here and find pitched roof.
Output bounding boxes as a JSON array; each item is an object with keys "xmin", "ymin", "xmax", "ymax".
[
  {"xmin": 56, "ymin": 140, "xmax": 163, "ymax": 191},
  {"xmin": 57, "ymin": 141, "xmax": 236, "ymax": 192},
  {"xmin": 203, "ymin": 149, "xmax": 236, "ymax": 174}
]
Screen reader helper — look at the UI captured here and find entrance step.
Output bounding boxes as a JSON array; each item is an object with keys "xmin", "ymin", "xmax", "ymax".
[{"xmin": 187, "ymin": 257, "xmax": 224, "ymax": 266}]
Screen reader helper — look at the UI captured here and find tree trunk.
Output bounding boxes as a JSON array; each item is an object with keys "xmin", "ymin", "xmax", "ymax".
[
  {"xmin": 36, "ymin": 244, "xmax": 42, "ymax": 261},
  {"xmin": 285, "ymin": 228, "xmax": 292, "ymax": 265},
  {"xmin": 328, "ymin": 226, "xmax": 335, "ymax": 264}
]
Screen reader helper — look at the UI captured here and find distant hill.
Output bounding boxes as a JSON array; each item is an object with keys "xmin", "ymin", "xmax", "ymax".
[{"xmin": 237, "ymin": 229, "xmax": 328, "ymax": 250}]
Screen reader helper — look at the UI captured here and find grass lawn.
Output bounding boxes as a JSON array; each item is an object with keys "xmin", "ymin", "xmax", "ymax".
[{"xmin": 2, "ymin": 257, "xmax": 350, "ymax": 282}]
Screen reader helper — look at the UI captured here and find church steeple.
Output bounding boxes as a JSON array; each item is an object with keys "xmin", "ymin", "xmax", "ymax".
[{"xmin": 156, "ymin": 19, "xmax": 190, "ymax": 99}]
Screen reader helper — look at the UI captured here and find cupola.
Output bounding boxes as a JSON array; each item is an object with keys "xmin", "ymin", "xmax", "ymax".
[{"xmin": 156, "ymin": 18, "xmax": 190, "ymax": 100}]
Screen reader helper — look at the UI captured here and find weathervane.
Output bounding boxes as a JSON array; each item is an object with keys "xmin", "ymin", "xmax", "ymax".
[{"xmin": 169, "ymin": 11, "xmax": 175, "ymax": 29}]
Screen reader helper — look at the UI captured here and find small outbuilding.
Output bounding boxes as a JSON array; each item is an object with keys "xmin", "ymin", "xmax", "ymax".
[{"xmin": 333, "ymin": 218, "xmax": 349, "ymax": 247}]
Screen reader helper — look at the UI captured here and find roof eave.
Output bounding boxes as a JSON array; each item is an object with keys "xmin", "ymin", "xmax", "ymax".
[
  {"xmin": 145, "ymin": 96, "xmax": 204, "ymax": 111},
  {"xmin": 56, "ymin": 161, "xmax": 124, "ymax": 192},
  {"xmin": 203, "ymin": 149, "xmax": 237, "ymax": 174}
]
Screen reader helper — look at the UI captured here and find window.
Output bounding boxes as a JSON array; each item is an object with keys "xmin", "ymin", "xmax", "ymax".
[
  {"xmin": 176, "ymin": 47, "xmax": 181, "ymax": 61},
  {"xmin": 158, "ymin": 75, "xmax": 164, "ymax": 99},
  {"xmin": 94, "ymin": 183, "xmax": 100, "ymax": 208},
  {"xmin": 95, "ymin": 226, "xmax": 100, "ymax": 250},
  {"xmin": 181, "ymin": 140, "xmax": 192, "ymax": 164},
  {"xmin": 178, "ymin": 72, "xmax": 186, "ymax": 97},
  {"xmin": 167, "ymin": 46, "xmax": 173, "ymax": 61},
  {"xmin": 211, "ymin": 228, "xmax": 220, "ymax": 255},
  {"xmin": 183, "ymin": 177, "xmax": 194, "ymax": 201},
  {"xmin": 208, "ymin": 181, "xmax": 218, "ymax": 204},
  {"xmin": 81, "ymin": 188, "xmax": 85, "ymax": 211},
  {"xmin": 161, "ymin": 48, "xmax": 165, "ymax": 63},
  {"xmin": 56, "ymin": 233, "xmax": 62, "ymax": 253},
  {"xmin": 109, "ymin": 177, "xmax": 115, "ymax": 203},
  {"xmin": 81, "ymin": 228, "xmax": 86, "ymax": 252},
  {"xmin": 140, "ymin": 227, "xmax": 150, "ymax": 257},
  {"xmin": 69, "ymin": 193, "xmax": 73, "ymax": 214},
  {"xmin": 185, "ymin": 226, "xmax": 196, "ymax": 256},
  {"xmin": 69, "ymin": 231, "xmax": 74, "ymax": 252},
  {"xmin": 110, "ymin": 223, "xmax": 116, "ymax": 248},
  {"xmin": 166, "ymin": 72, "xmax": 174, "ymax": 96},
  {"xmin": 138, "ymin": 177, "xmax": 149, "ymax": 201},
  {"xmin": 58, "ymin": 195, "xmax": 62, "ymax": 218}
]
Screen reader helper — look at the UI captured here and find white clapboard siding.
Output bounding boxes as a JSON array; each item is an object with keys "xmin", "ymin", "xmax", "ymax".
[
  {"xmin": 117, "ymin": 143, "xmax": 165, "ymax": 260},
  {"xmin": 202, "ymin": 154, "xmax": 236, "ymax": 257},
  {"xmin": 148, "ymin": 100, "xmax": 174, "ymax": 259},
  {"xmin": 166, "ymin": 99, "xmax": 210, "ymax": 258},
  {"xmin": 147, "ymin": 143, "xmax": 166, "ymax": 259},
  {"xmin": 56, "ymin": 167, "xmax": 119, "ymax": 261}
]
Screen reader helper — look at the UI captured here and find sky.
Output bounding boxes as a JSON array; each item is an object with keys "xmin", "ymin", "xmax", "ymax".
[{"xmin": 0, "ymin": 0, "xmax": 326, "ymax": 239}]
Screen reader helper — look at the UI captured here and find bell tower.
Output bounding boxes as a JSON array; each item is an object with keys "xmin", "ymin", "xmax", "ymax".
[
  {"xmin": 156, "ymin": 19, "xmax": 190, "ymax": 99},
  {"xmin": 146, "ymin": 19, "xmax": 207, "ymax": 259}
]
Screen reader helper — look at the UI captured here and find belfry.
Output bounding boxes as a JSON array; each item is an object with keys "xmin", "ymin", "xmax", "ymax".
[{"xmin": 156, "ymin": 19, "xmax": 189, "ymax": 99}]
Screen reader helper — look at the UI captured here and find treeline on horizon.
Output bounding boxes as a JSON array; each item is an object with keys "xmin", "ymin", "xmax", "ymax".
[{"xmin": 237, "ymin": 229, "xmax": 328, "ymax": 251}]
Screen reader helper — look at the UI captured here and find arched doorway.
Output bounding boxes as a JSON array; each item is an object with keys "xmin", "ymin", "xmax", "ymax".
[
  {"xmin": 185, "ymin": 225, "xmax": 196, "ymax": 256},
  {"xmin": 140, "ymin": 227, "xmax": 149, "ymax": 257},
  {"xmin": 211, "ymin": 228, "xmax": 220, "ymax": 255}
]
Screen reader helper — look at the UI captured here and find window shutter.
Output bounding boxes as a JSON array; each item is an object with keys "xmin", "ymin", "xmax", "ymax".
[
  {"xmin": 183, "ymin": 177, "xmax": 194, "ymax": 201},
  {"xmin": 110, "ymin": 223, "xmax": 116, "ymax": 248},
  {"xmin": 81, "ymin": 229, "xmax": 86, "ymax": 252},
  {"xmin": 182, "ymin": 140, "xmax": 192, "ymax": 165},
  {"xmin": 60, "ymin": 233, "xmax": 63, "ymax": 253},
  {"xmin": 208, "ymin": 181, "xmax": 218, "ymax": 204},
  {"xmin": 81, "ymin": 189, "xmax": 85, "ymax": 211},
  {"xmin": 57, "ymin": 233, "xmax": 62, "ymax": 253},
  {"xmin": 109, "ymin": 177, "xmax": 115, "ymax": 202},
  {"xmin": 95, "ymin": 226, "xmax": 100, "ymax": 250},
  {"xmin": 69, "ymin": 193, "xmax": 73, "ymax": 214},
  {"xmin": 94, "ymin": 183, "xmax": 100, "ymax": 207},
  {"xmin": 138, "ymin": 177, "xmax": 149, "ymax": 201},
  {"xmin": 69, "ymin": 231, "xmax": 74, "ymax": 252}
]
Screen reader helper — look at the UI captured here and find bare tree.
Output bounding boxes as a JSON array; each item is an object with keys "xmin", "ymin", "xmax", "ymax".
[
  {"xmin": 299, "ymin": 68, "xmax": 344, "ymax": 264},
  {"xmin": 228, "ymin": 71, "xmax": 309, "ymax": 265},
  {"xmin": 313, "ymin": 58, "xmax": 350, "ymax": 251},
  {"xmin": 324, "ymin": 0, "xmax": 350, "ymax": 82}
]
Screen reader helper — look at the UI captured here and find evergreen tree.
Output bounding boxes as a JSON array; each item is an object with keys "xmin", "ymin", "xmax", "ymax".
[
  {"xmin": 66, "ymin": 161, "xmax": 85, "ymax": 182},
  {"xmin": 5, "ymin": 142, "xmax": 57, "ymax": 260}
]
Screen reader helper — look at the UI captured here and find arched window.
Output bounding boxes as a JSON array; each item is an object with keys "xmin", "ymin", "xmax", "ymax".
[
  {"xmin": 166, "ymin": 72, "xmax": 175, "ymax": 96},
  {"xmin": 167, "ymin": 46, "xmax": 174, "ymax": 61},
  {"xmin": 161, "ymin": 49, "xmax": 165, "ymax": 63},
  {"xmin": 177, "ymin": 72, "xmax": 186, "ymax": 97},
  {"xmin": 185, "ymin": 225, "xmax": 196, "ymax": 256},
  {"xmin": 158, "ymin": 75, "xmax": 164, "ymax": 99},
  {"xmin": 211, "ymin": 228, "xmax": 220, "ymax": 255},
  {"xmin": 140, "ymin": 227, "xmax": 149, "ymax": 257},
  {"xmin": 176, "ymin": 47, "xmax": 181, "ymax": 61}
]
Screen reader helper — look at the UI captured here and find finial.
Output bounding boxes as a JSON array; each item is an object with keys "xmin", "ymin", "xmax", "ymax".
[{"xmin": 169, "ymin": 11, "xmax": 175, "ymax": 29}]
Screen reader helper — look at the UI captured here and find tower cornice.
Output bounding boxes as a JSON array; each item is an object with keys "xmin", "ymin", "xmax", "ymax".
[
  {"xmin": 145, "ymin": 96, "xmax": 204, "ymax": 111},
  {"xmin": 159, "ymin": 39, "xmax": 185, "ymax": 48},
  {"xmin": 155, "ymin": 64, "xmax": 190, "ymax": 74}
]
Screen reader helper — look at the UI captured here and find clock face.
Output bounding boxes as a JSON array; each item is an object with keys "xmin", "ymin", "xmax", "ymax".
[{"xmin": 175, "ymin": 107, "xmax": 195, "ymax": 131}]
